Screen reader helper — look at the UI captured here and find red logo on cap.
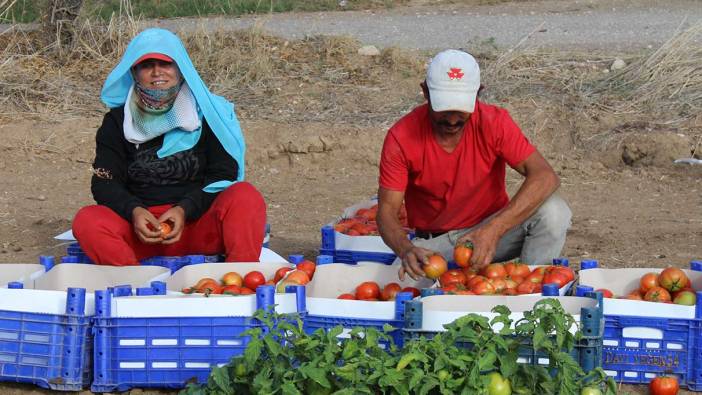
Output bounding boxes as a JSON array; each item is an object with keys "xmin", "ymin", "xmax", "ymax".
[{"xmin": 447, "ymin": 68, "xmax": 464, "ymax": 80}]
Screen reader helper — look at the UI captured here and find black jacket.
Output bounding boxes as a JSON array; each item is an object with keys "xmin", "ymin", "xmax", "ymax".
[{"xmin": 91, "ymin": 107, "xmax": 239, "ymax": 222}]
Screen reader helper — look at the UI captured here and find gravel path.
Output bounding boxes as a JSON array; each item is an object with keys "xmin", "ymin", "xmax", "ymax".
[{"xmin": 148, "ymin": 0, "xmax": 702, "ymax": 52}]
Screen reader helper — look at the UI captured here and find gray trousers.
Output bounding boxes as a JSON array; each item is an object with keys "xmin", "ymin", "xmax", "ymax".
[{"xmin": 397, "ymin": 194, "xmax": 572, "ymax": 266}]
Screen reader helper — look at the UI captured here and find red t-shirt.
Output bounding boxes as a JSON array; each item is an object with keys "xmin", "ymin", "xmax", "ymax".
[{"xmin": 379, "ymin": 101, "xmax": 535, "ymax": 232}]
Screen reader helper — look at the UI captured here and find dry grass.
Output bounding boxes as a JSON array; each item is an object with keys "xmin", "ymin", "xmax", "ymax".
[{"xmin": 0, "ymin": 13, "xmax": 699, "ymax": 152}]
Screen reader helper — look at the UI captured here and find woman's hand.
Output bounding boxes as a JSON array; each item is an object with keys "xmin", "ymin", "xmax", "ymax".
[
  {"xmin": 132, "ymin": 207, "xmax": 163, "ymax": 244},
  {"xmin": 158, "ymin": 206, "xmax": 186, "ymax": 245}
]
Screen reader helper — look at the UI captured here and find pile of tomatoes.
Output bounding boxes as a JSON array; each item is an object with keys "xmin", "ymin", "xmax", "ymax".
[
  {"xmin": 423, "ymin": 252, "xmax": 575, "ymax": 296},
  {"xmin": 597, "ymin": 267, "xmax": 696, "ymax": 305},
  {"xmin": 337, "ymin": 282, "xmax": 421, "ymax": 301},
  {"xmin": 333, "ymin": 203, "xmax": 410, "ymax": 236},
  {"xmin": 182, "ymin": 260, "xmax": 317, "ymax": 296}
]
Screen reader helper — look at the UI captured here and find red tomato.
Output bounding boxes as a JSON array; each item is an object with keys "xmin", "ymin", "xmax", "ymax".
[
  {"xmin": 222, "ymin": 285, "xmax": 241, "ymax": 295},
  {"xmin": 543, "ymin": 272, "xmax": 570, "ymax": 289},
  {"xmin": 195, "ymin": 279, "xmax": 219, "ymax": 294},
  {"xmin": 273, "ymin": 267, "xmax": 293, "ymax": 283},
  {"xmin": 297, "ymin": 260, "xmax": 316, "ymax": 280},
  {"xmin": 516, "ymin": 281, "xmax": 537, "ymax": 295},
  {"xmin": 525, "ymin": 271, "xmax": 544, "ymax": 284},
  {"xmin": 481, "ymin": 263, "xmax": 507, "ymax": 279},
  {"xmin": 624, "ymin": 292, "xmax": 643, "ymax": 301},
  {"xmin": 489, "ymin": 278, "xmax": 507, "ymax": 293},
  {"xmin": 639, "ymin": 272, "xmax": 660, "ymax": 293},
  {"xmin": 381, "ymin": 283, "xmax": 402, "ymax": 301},
  {"xmin": 596, "ymin": 288, "xmax": 614, "ymax": 298},
  {"xmin": 503, "ymin": 277, "xmax": 519, "ymax": 290},
  {"xmin": 504, "ymin": 262, "xmax": 530, "ymax": 278},
  {"xmin": 356, "ymin": 282, "xmax": 380, "ymax": 300},
  {"xmin": 503, "ymin": 288, "xmax": 518, "ymax": 296},
  {"xmin": 659, "ymin": 267, "xmax": 689, "ymax": 293},
  {"xmin": 221, "ymin": 272, "xmax": 243, "ymax": 286},
  {"xmin": 547, "ymin": 266, "xmax": 575, "ymax": 283},
  {"xmin": 439, "ymin": 269, "xmax": 467, "ymax": 288},
  {"xmin": 453, "ymin": 242, "xmax": 473, "ymax": 268},
  {"xmin": 239, "ymin": 287, "xmax": 255, "ymax": 295},
  {"xmin": 401, "ymin": 287, "xmax": 420, "ymax": 298},
  {"xmin": 649, "ymin": 375, "xmax": 679, "ymax": 395},
  {"xmin": 338, "ymin": 293, "xmax": 355, "ymax": 300},
  {"xmin": 644, "ymin": 286, "xmax": 671, "ymax": 303},
  {"xmin": 471, "ymin": 280, "xmax": 496, "ymax": 295},
  {"xmin": 243, "ymin": 271, "xmax": 266, "ymax": 291},
  {"xmin": 466, "ymin": 275, "xmax": 488, "ymax": 289},
  {"xmin": 423, "ymin": 254, "xmax": 448, "ymax": 280}
]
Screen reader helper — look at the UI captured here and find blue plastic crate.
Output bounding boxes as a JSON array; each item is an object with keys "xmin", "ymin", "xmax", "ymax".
[
  {"xmin": 0, "ymin": 287, "xmax": 92, "ymax": 391},
  {"xmin": 304, "ymin": 292, "xmax": 414, "ymax": 347},
  {"xmin": 65, "ymin": 222, "xmax": 271, "ymax": 269},
  {"xmin": 600, "ymin": 314, "xmax": 698, "ymax": 386},
  {"xmin": 91, "ymin": 285, "xmax": 306, "ymax": 392},
  {"xmin": 402, "ymin": 291, "xmax": 604, "ymax": 373},
  {"xmin": 578, "ymin": 259, "xmax": 702, "ymax": 389},
  {"xmin": 320, "ymin": 225, "xmax": 399, "ymax": 265}
]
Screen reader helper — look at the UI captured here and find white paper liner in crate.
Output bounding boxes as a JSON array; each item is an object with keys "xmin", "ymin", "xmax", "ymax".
[
  {"xmin": 305, "ymin": 263, "xmax": 433, "ymax": 320},
  {"xmin": 166, "ymin": 262, "xmax": 295, "ymax": 293},
  {"xmin": 0, "ymin": 263, "xmax": 46, "ymax": 287},
  {"xmin": 579, "ymin": 267, "xmax": 702, "ymax": 319},
  {"xmin": 105, "ymin": 292, "xmax": 300, "ymax": 318},
  {"xmin": 415, "ymin": 294, "xmax": 594, "ymax": 334},
  {"xmin": 0, "ymin": 264, "xmax": 170, "ymax": 315}
]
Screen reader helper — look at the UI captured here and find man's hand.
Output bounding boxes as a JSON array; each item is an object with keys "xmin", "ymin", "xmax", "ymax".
[
  {"xmin": 132, "ymin": 207, "xmax": 163, "ymax": 244},
  {"xmin": 399, "ymin": 245, "xmax": 437, "ymax": 281},
  {"xmin": 158, "ymin": 206, "xmax": 186, "ymax": 245},
  {"xmin": 456, "ymin": 223, "xmax": 502, "ymax": 270}
]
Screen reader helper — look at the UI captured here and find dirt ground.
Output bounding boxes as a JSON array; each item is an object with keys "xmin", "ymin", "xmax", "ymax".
[{"xmin": 0, "ymin": 2, "xmax": 701, "ymax": 394}]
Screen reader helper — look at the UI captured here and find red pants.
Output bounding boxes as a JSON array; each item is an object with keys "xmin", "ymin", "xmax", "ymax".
[{"xmin": 72, "ymin": 182, "xmax": 266, "ymax": 265}]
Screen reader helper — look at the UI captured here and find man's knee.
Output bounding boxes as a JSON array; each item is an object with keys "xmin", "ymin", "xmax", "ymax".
[{"xmin": 533, "ymin": 195, "xmax": 572, "ymax": 235}]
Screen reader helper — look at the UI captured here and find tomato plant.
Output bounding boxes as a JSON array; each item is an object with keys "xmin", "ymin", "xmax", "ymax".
[
  {"xmin": 183, "ymin": 298, "xmax": 617, "ymax": 395},
  {"xmin": 649, "ymin": 375, "xmax": 679, "ymax": 395}
]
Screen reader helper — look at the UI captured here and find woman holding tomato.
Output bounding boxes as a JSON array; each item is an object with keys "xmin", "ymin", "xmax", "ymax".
[
  {"xmin": 376, "ymin": 49, "xmax": 572, "ymax": 280},
  {"xmin": 72, "ymin": 28, "xmax": 266, "ymax": 265}
]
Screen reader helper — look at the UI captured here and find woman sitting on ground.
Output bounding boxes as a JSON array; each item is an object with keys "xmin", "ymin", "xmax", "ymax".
[{"xmin": 73, "ymin": 28, "xmax": 266, "ymax": 265}]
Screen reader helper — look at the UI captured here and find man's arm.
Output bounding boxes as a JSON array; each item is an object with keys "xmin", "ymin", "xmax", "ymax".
[
  {"xmin": 377, "ymin": 187, "xmax": 435, "ymax": 280},
  {"xmin": 458, "ymin": 150, "xmax": 560, "ymax": 268}
]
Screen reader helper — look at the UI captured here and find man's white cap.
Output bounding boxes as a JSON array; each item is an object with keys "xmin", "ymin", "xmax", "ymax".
[{"xmin": 426, "ymin": 49, "xmax": 480, "ymax": 113}]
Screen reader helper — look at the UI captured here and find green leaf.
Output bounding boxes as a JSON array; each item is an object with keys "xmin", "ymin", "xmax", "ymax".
[
  {"xmin": 280, "ymin": 380, "xmax": 302, "ymax": 395},
  {"xmin": 477, "ymin": 349, "xmax": 497, "ymax": 371},
  {"xmin": 299, "ymin": 365, "xmax": 332, "ymax": 389},
  {"xmin": 418, "ymin": 376, "xmax": 439, "ymax": 395},
  {"xmin": 210, "ymin": 365, "xmax": 232, "ymax": 393},
  {"xmin": 244, "ymin": 336, "xmax": 263, "ymax": 366},
  {"xmin": 409, "ymin": 369, "xmax": 425, "ymax": 389},
  {"xmin": 263, "ymin": 335, "xmax": 282, "ymax": 356}
]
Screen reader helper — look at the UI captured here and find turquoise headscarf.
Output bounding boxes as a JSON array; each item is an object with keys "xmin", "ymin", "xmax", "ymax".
[{"xmin": 101, "ymin": 28, "xmax": 245, "ymax": 192}]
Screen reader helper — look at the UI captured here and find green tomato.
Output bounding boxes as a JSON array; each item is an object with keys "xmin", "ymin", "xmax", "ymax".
[
  {"xmin": 580, "ymin": 387, "xmax": 602, "ymax": 395},
  {"xmin": 437, "ymin": 369, "xmax": 450, "ymax": 382},
  {"xmin": 233, "ymin": 362, "xmax": 247, "ymax": 377},
  {"xmin": 487, "ymin": 372, "xmax": 511, "ymax": 395}
]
